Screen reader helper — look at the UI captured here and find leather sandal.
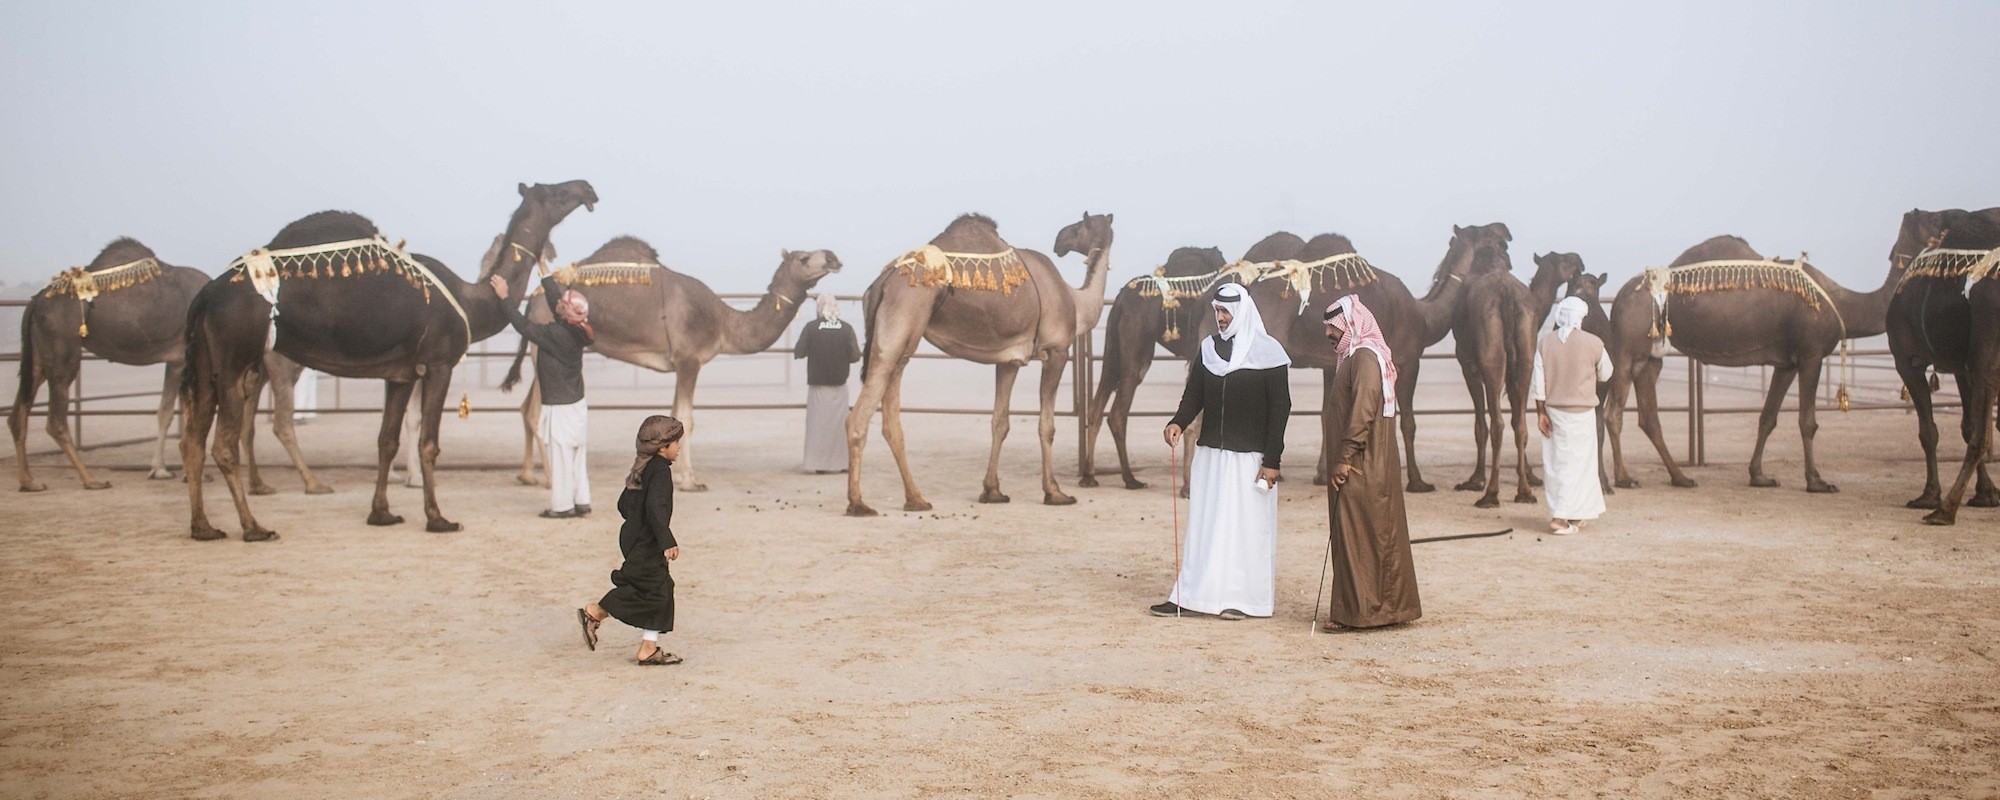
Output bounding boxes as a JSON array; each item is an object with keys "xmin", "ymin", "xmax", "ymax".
[
  {"xmin": 637, "ymin": 649, "xmax": 682, "ymax": 666},
  {"xmin": 576, "ymin": 608, "xmax": 600, "ymax": 651}
]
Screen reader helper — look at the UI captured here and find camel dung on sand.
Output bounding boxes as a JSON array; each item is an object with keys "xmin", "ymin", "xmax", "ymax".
[
  {"xmin": 1883, "ymin": 207, "xmax": 2000, "ymax": 525},
  {"xmin": 499, "ymin": 236, "xmax": 843, "ymax": 491},
  {"xmin": 178, "ymin": 180, "xmax": 597, "ymax": 541},
  {"xmin": 1604, "ymin": 234, "xmax": 1903, "ymax": 493},
  {"xmin": 11, "ymin": 238, "xmax": 210, "ymax": 491},
  {"xmin": 845, "ymin": 212, "xmax": 1113, "ymax": 516}
]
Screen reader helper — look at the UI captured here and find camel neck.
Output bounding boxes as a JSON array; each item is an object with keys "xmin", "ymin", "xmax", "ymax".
[
  {"xmin": 1073, "ymin": 246, "xmax": 1113, "ymax": 333},
  {"xmin": 1415, "ymin": 273, "xmax": 1468, "ymax": 346},
  {"xmin": 721, "ymin": 270, "xmax": 812, "ymax": 354},
  {"xmin": 1527, "ymin": 271, "xmax": 1564, "ymax": 327},
  {"xmin": 1825, "ymin": 262, "xmax": 1905, "ymax": 339}
]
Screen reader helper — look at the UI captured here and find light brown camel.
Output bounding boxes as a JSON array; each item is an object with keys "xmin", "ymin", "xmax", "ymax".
[
  {"xmin": 846, "ymin": 212, "xmax": 1112, "ymax": 516},
  {"xmin": 1219, "ymin": 224, "xmax": 1509, "ymax": 491},
  {"xmin": 179, "ymin": 180, "xmax": 597, "ymax": 540},
  {"xmin": 1883, "ymin": 208, "xmax": 2000, "ymax": 524},
  {"xmin": 11, "ymin": 238, "xmax": 209, "ymax": 490},
  {"xmin": 497, "ymin": 236, "xmax": 842, "ymax": 491},
  {"xmin": 238, "ymin": 235, "xmax": 556, "ymax": 495},
  {"xmin": 1605, "ymin": 235, "xmax": 1903, "ymax": 492},
  {"xmin": 1449, "ymin": 248, "xmax": 1581, "ymax": 508},
  {"xmin": 1080, "ymin": 232, "xmax": 1304, "ymax": 491}
]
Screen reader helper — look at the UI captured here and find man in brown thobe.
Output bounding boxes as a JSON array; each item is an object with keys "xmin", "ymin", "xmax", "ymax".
[{"xmin": 1322, "ymin": 296, "xmax": 1421, "ymax": 630}]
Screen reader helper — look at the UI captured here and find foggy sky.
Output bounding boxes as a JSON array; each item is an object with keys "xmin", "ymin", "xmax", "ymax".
[{"xmin": 3, "ymin": 1, "xmax": 1996, "ymax": 294}]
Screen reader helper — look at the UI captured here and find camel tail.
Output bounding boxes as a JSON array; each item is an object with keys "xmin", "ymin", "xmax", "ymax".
[
  {"xmin": 14, "ymin": 302, "xmax": 35, "ymax": 406},
  {"xmin": 499, "ymin": 336, "xmax": 530, "ymax": 392},
  {"xmin": 178, "ymin": 288, "xmax": 212, "ymax": 400},
  {"xmin": 1095, "ymin": 300, "xmax": 1129, "ymax": 404}
]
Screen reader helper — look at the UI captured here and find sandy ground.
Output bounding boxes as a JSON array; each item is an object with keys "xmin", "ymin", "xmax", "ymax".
[{"xmin": 3, "ymin": 351, "xmax": 1998, "ymax": 799}]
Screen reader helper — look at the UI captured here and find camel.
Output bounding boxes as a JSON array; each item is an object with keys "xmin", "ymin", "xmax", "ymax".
[
  {"xmin": 11, "ymin": 238, "xmax": 209, "ymax": 490},
  {"xmin": 1079, "ymin": 232, "xmax": 1305, "ymax": 491},
  {"xmin": 845, "ymin": 212, "xmax": 1112, "ymax": 516},
  {"xmin": 497, "ymin": 236, "xmax": 843, "ymax": 491},
  {"xmin": 179, "ymin": 180, "xmax": 598, "ymax": 541},
  {"xmin": 1605, "ymin": 235, "xmax": 1904, "ymax": 493},
  {"xmin": 1557, "ymin": 265, "xmax": 1615, "ymax": 494},
  {"xmin": 1883, "ymin": 207, "xmax": 2000, "ymax": 525},
  {"xmin": 1219, "ymin": 224, "xmax": 1510, "ymax": 492},
  {"xmin": 1448, "ymin": 248, "xmax": 1582, "ymax": 507}
]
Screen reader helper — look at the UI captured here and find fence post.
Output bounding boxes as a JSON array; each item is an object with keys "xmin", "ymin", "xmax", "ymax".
[
  {"xmin": 1073, "ymin": 332, "xmax": 1091, "ymax": 480},
  {"xmin": 1684, "ymin": 355, "xmax": 1697, "ymax": 468}
]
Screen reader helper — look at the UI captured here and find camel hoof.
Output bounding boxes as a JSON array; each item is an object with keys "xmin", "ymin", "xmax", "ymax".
[
  {"xmin": 19, "ymin": 483, "xmax": 47, "ymax": 493},
  {"xmin": 846, "ymin": 503, "xmax": 879, "ymax": 517},
  {"xmin": 84, "ymin": 480, "xmax": 111, "ymax": 491},
  {"xmin": 1602, "ymin": 485, "xmax": 1616, "ymax": 496},
  {"xmin": 903, "ymin": 500, "xmax": 933, "ymax": 512},
  {"xmin": 978, "ymin": 491, "xmax": 1010, "ymax": 504},
  {"xmin": 1615, "ymin": 478, "xmax": 1640, "ymax": 489},
  {"xmin": 190, "ymin": 525, "xmax": 227, "ymax": 542},
  {"xmin": 1044, "ymin": 492, "xmax": 1076, "ymax": 506},
  {"xmin": 427, "ymin": 518, "xmax": 463, "ymax": 533},
  {"xmin": 1749, "ymin": 476, "xmax": 1779, "ymax": 489},
  {"xmin": 1907, "ymin": 495, "xmax": 1942, "ymax": 509},
  {"xmin": 1512, "ymin": 492, "xmax": 1536, "ymax": 505},
  {"xmin": 1807, "ymin": 481, "xmax": 1839, "ymax": 494},
  {"xmin": 1122, "ymin": 479, "xmax": 1148, "ymax": 490},
  {"xmin": 1454, "ymin": 479, "xmax": 1485, "ymax": 492},
  {"xmin": 681, "ymin": 483, "xmax": 709, "ymax": 493},
  {"xmin": 1312, "ymin": 475, "xmax": 1329, "ymax": 487},
  {"xmin": 367, "ymin": 510, "xmax": 404, "ymax": 527},
  {"xmin": 147, "ymin": 469, "xmax": 176, "ymax": 481},
  {"xmin": 1077, "ymin": 475, "xmax": 1100, "ymax": 489},
  {"xmin": 1670, "ymin": 477, "xmax": 1698, "ymax": 489},
  {"xmin": 1527, "ymin": 474, "xmax": 1544, "ymax": 488},
  {"xmin": 1474, "ymin": 496, "xmax": 1500, "ymax": 509},
  {"xmin": 515, "ymin": 474, "xmax": 539, "ymax": 487},
  {"xmin": 306, "ymin": 484, "xmax": 334, "ymax": 495},
  {"xmin": 1407, "ymin": 480, "xmax": 1436, "ymax": 494},
  {"xmin": 1969, "ymin": 495, "xmax": 2000, "ymax": 508},
  {"xmin": 242, "ymin": 528, "xmax": 280, "ymax": 542},
  {"xmin": 250, "ymin": 484, "xmax": 277, "ymax": 496},
  {"xmin": 1922, "ymin": 509, "xmax": 1956, "ymax": 526},
  {"xmin": 1177, "ymin": 486, "xmax": 1190, "ymax": 499}
]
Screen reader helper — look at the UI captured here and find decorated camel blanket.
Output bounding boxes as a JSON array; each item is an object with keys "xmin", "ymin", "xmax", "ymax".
[
  {"xmin": 1899, "ymin": 248, "xmax": 2000, "ymax": 299},
  {"xmin": 1640, "ymin": 255, "xmax": 1853, "ymax": 409},
  {"xmin": 224, "ymin": 236, "xmax": 470, "ymax": 354},
  {"xmin": 549, "ymin": 261, "xmax": 659, "ymax": 287},
  {"xmin": 884, "ymin": 245, "xmax": 1030, "ymax": 295},
  {"xmin": 41, "ymin": 257, "xmax": 165, "ymax": 336}
]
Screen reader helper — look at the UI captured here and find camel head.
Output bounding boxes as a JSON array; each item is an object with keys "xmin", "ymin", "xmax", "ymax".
[
  {"xmin": 1428, "ymin": 223, "xmax": 1513, "ymax": 290},
  {"xmin": 777, "ymin": 248, "xmax": 843, "ymax": 286},
  {"xmin": 516, "ymin": 179, "xmax": 599, "ymax": 225},
  {"xmin": 1566, "ymin": 271, "xmax": 1609, "ymax": 305},
  {"xmin": 1054, "ymin": 211, "xmax": 1114, "ymax": 259},
  {"xmin": 1532, "ymin": 252, "xmax": 1586, "ymax": 289}
]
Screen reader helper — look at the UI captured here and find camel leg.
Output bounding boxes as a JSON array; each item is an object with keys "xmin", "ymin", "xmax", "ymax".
[
  {"xmin": 1456, "ymin": 355, "xmax": 1490, "ymax": 492},
  {"xmin": 240, "ymin": 368, "xmax": 270, "ymax": 495},
  {"xmin": 1505, "ymin": 356, "xmax": 1535, "ymax": 505},
  {"xmin": 878, "ymin": 364, "xmax": 928, "ymax": 512},
  {"xmin": 1398, "ymin": 361, "xmax": 1434, "ymax": 493},
  {"xmin": 1951, "ymin": 372, "xmax": 2000, "ymax": 507},
  {"xmin": 1795, "ymin": 358, "xmax": 1836, "ymax": 493},
  {"xmin": 1595, "ymin": 387, "xmax": 1614, "ymax": 495},
  {"xmin": 1476, "ymin": 365, "xmax": 1508, "ymax": 508},
  {"xmin": 1633, "ymin": 357, "xmax": 1696, "ymax": 488},
  {"xmin": 10, "ymin": 357, "xmax": 49, "ymax": 492},
  {"xmin": 980, "ymin": 363, "xmax": 1022, "ymax": 504},
  {"xmin": 43, "ymin": 371, "xmax": 109, "ymax": 490},
  {"xmin": 1746, "ymin": 365, "xmax": 1798, "ymax": 488},
  {"xmin": 147, "ymin": 362, "xmax": 182, "ymax": 480},
  {"xmin": 1898, "ymin": 362, "xmax": 1942, "ymax": 508},
  {"xmin": 671, "ymin": 361, "xmax": 707, "ymax": 492},
  {"xmin": 517, "ymin": 380, "xmax": 544, "ymax": 486},
  {"xmin": 845, "ymin": 356, "xmax": 897, "ymax": 517},
  {"xmin": 1928, "ymin": 378, "xmax": 1995, "ymax": 526},
  {"xmin": 399, "ymin": 392, "xmax": 423, "ymax": 488},
  {"xmin": 1605, "ymin": 356, "xmax": 1640, "ymax": 488},
  {"xmin": 366, "ymin": 380, "xmax": 418, "ymax": 527},
  {"xmin": 180, "ymin": 367, "xmax": 224, "ymax": 540},
  {"xmin": 1079, "ymin": 357, "xmax": 1111, "ymax": 490},
  {"xmin": 1315, "ymin": 369, "xmax": 1335, "ymax": 486},
  {"xmin": 1105, "ymin": 364, "xmax": 1149, "ymax": 489},
  {"xmin": 260, "ymin": 359, "xmax": 333, "ymax": 495},
  {"xmin": 212, "ymin": 372, "xmax": 276, "ymax": 541},
  {"xmin": 1038, "ymin": 352, "xmax": 1075, "ymax": 506},
  {"xmin": 415, "ymin": 368, "xmax": 459, "ymax": 532}
]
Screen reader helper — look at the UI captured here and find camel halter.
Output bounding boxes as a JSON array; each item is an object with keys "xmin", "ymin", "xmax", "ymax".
[
  {"xmin": 43, "ymin": 257, "xmax": 163, "ymax": 337},
  {"xmin": 1639, "ymin": 254, "xmax": 1853, "ymax": 411},
  {"xmin": 884, "ymin": 245, "xmax": 1029, "ymax": 295},
  {"xmin": 226, "ymin": 236, "xmax": 472, "ymax": 363}
]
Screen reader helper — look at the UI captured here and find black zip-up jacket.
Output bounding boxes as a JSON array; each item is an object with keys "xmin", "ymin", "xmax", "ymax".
[
  {"xmin": 503, "ymin": 277, "xmax": 594, "ymax": 406},
  {"xmin": 1168, "ymin": 336, "xmax": 1292, "ymax": 469}
]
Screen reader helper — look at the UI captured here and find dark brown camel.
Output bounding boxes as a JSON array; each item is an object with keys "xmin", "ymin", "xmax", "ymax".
[
  {"xmin": 1080, "ymin": 232, "xmax": 1304, "ymax": 491},
  {"xmin": 179, "ymin": 180, "xmax": 597, "ymax": 540},
  {"xmin": 1557, "ymin": 265, "xmax": 1615, "ymax": 494},
  {"xmin": 1220, "ymin": 224, "xmax": 1509, "ymax": 491},
  {"xmin": 1449, "ymin": 248, "xmax": 1580, "ymax": 507},
  {"xmin": 11, "ymin": 238, "xmax": 209, "ymax": 490},
  {"xmin": 1883, "ymin": 207, "xmax": 2000, "ymax": 525},
  {"xmin": 499, "ymin": 236, "xmax": 842, "ymax": 491},
  {"xmin": 1605, "ymin": 235, "xmax": 1904, "ymax": 492},
  {"xmin": 846, "ymin": 212, "xmax": 1112, "ymax": 516}
]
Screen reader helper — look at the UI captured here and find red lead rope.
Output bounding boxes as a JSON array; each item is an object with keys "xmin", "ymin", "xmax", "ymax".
[{"xmin": 1169, "ymin": 441, "xmax": 1182, "ymax": 615}]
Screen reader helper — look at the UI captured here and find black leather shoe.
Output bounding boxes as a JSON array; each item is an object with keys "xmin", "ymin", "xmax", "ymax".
[
  {"xmin": 574, "ymin": 505, "xmax": 591, "ymax": 517},
  {"xmin": 1217, "ymin": 609, "xmax": 1247, "ymax": 621},
  {"xmin": 1150, "ymin": 602, "xmax": 1208, "ymax": 617},
  {"xmin": 539, "ymin": 508, "xmax": 580, "ymax": 519}
]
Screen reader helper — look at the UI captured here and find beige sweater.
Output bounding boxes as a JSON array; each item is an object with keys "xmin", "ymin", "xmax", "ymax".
[{"xmin": 1532, "ymin": 330, "xmax": 1611, "ymax": 411}]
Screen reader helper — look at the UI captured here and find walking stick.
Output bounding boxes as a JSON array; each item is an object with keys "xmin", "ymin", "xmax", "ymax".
[
  {"xmin": 1169, "ymin": 439, "xmax": 1182, "ymax": 617},
  {"xmin": 1311, "ymin": 532, "xmax": 1331, "ymax": 636}
]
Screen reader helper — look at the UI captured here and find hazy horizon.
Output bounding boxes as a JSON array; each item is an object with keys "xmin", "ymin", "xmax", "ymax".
[{"xmin": 3, "ymin": 1, "xmax": 1996, "ymax": 295}]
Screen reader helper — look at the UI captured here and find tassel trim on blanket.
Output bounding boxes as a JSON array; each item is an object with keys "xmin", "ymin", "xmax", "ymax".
[
  {"xmin": 42, "ymin": 258, "xmax": 165, "ymax": 336},
  {"xmin": 884, "ymin": 245, "xmax": 1029, "ymax": 295},
  {"xmin": 1260, "ymin": 252, "xmax": 1379, "ymax": 313},
  {"xmin": 1898, "ymin": 248, "xmax": 2000, "ymax": 299},
  {"xmin": 551, "ymin": 261, "xmax": 658, "ymax": 287},
  {"xmin": 1637, "ymin": 254, "xmax": 1854, "ymax": 411},
  {"xmin": 224, "ymin": 236, "xmax": 472, "ymax": 361}
]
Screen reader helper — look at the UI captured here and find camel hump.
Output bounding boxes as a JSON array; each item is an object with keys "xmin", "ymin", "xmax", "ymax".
[
  {"xmin": 1243, "ymin": 232, "xmax": 1307, "ymax": 263},
  {"xmin": 1295, "ymin": 233, "xmax": 1358, "ymax": 261},
  {"xmin": 931, "ymin": 213, "xmax": 1008, "ymax": 252},
  {"xmin": 1670, "ymin": 235, "xmax": 1760, "ymax": 267},
  {"xmin": 1161, "ymin": 246, "xmax": 1226, "ymax": 277},
  {"xmin": 88, "ymin": 237, "xmax": 156, "ymax": 270},
  {"xmin": 267, "ymin": 211, "xmax": 379, "ymax": 250},
  {"xmin": 581, "ymin": 235, "xmax": 663, "ymax": 266}
]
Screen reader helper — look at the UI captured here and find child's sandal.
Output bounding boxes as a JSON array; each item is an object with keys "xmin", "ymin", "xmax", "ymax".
[
  {"xmin": 576, "ymin": 608, "xmax": 600, "ymax": 651},
  {"xmin": 637, "ymin": 649, "xmax": 682, "ymax": 666}
]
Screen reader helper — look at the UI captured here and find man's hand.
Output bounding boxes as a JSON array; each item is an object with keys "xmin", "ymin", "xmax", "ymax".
[
  {"xmin": 1537, "ymin": 413, "xmax": 1553, "ymax": 437},
  {"xmin": 664, "ymin": 546, "xmax": 680, "ymax": 562},
  {"xmin": 487, "ymin": 274, "xmax": 510, "ymax": 300},
  {"xmin": 1331, "ymin": 463, "xmax": 1359, "ymax": 491},
  {"xmin": 1256, "ymin": 466, "xmax": 1281, "ymax": 486},
  {"xmin": 1164, "ymin": 424, "xmax": 1183, "ymax": 447}
]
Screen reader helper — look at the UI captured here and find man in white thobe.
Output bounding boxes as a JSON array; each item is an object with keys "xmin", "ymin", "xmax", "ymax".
[{"xmin": 1533, "ymin": 296, "xmax": 1612, "ymax": 535}]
